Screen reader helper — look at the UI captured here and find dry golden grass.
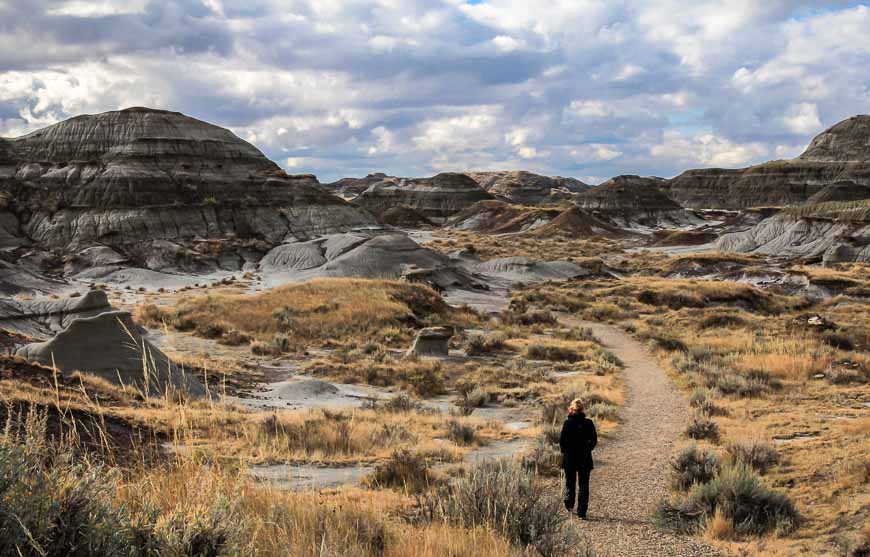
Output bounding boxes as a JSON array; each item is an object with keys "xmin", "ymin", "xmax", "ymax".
[{"xmin": 137, "ymin": 278, "xmax": 478, "ymax": 347}]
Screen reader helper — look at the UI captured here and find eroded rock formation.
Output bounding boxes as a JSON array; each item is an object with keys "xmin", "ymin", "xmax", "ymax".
[
  {"xmin": 575, "ymin": 175, "xmax": 702, "ymax": 230},
  {"xmin": 353, "ymin": 173, "xmax": 493, "ymax": 221},
  {"xmin": 662, "ymin": 115, "xmax": 870, "ymax": 209},
  {"xmin": 464, "ymin": 170, "xmax": 590, "ymax": 205},
  {"xmin": 0, "ymin": 108, "xmax": 374, "ymax": 251}
]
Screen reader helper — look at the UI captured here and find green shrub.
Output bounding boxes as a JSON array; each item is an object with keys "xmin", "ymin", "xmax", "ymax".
[
  {"xmin": 586, "ymin": 402, "xmax": 619, "ymax": 422},
  {"xmin": 671, "ymin": 444, "xmax": 720, "ymax": 491},
  {"xmin": 464, "ymin": 333, "xmax": 508, "ymax": 356},
  {"xmin": 526, "ymin": 343, "xmax": 583, "ymax": 362},
  {"xmin": 657, "ymin": 463, "xmax": 799, "ymax": 537},
  {"xmin": 446, "ymin": 419, "xmax": 478, "ymax": 446},
  {"xmin": 365, "ymin": 449, "xmax": 432, "ymax": 493},
  {"xmin": 422, "ymin": 460, "xmax": 591, "ymax": 556},
  {"xmin": 726, "ymin": 437, "xmax": 778, "ymax": 474},
  {"xmin": 650, "ymin": 334, "xmax": 688, "ymax": 353},
  {"xmin": 685, "ymin": 414, "xmax": 720, "ymax": 443},
  {"xmin": 522, "ymin": 437, "xmax": 562, "ymax": 477},
  {"xmin": 0, "ymin": 408, "xmax": 242, "ymax": 556}
]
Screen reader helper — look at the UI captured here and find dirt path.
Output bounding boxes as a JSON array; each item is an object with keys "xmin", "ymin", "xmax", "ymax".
[{"xmin": 562, "ymin": 317, "xmax": 721, "ymax": 557}]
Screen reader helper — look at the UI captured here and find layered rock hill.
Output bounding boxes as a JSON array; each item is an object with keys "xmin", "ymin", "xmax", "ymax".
[
  {"xmin": 323, "ymin": 173, "xmax": 393, "ymax": 199},
  {"xmin": 574, "ymin": 175, "xmax": 702, "ymax": 231},
  {"xmin": 464, "ymin": 170, "xmax": 590, "ymax": 205},
  {"xmin": 662, "ymin": 115, "xmax": 870, "ymax": 209},
  {"xmin": 353, "ymin": 172, "xmax": 494, "ymax": 221},
  {"xmin": 0, "ymin": 107, "xmax": 374, "ymax": 251}
]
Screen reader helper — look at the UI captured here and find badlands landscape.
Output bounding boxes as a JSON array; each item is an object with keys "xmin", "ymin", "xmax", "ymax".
[{"xmin": 0, "ymin": 107, "xmax": 868, "ymax": 556}]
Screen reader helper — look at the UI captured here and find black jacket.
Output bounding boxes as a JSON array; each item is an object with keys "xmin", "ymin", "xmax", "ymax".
[{"xmin": 559, "ymin": 413, "xmax": 597, "ymax": 470}]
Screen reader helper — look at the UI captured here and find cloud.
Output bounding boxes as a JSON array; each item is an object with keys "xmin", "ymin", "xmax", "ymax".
[{"xmin": 0, "ymin": 0, "xmax": 867, "ymax": 181}]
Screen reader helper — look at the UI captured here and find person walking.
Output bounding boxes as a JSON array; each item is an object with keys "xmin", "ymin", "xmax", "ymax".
[{"xmin": 559, "ymin": 398, "xmax": 598, "ymax": 519}]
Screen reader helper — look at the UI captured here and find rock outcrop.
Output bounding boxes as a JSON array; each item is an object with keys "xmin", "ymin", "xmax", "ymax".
[
  {"xmin": 575, "ymin": 176, "xmax": 703, "ymax": 231},
  {"xmin": 353, "ymin": 173, "xmax": 493, "ymax": 221},
  {"xmin": 449, "ymin": 200, "xmax": 563, "ymax": 234},
  {"xmin": 16, "ymin": 310, "xmax": 205, "ymax": 397},
  {"xmin": 716, "ymin": 201, "xmax": 870, "ymax": 263},
  {"xmin": 407, "ymin": 326, "xmax": 452, "ymax": 357},
  {"xmin": 464, "ymin": 171, "xmax": 590, "ymax": 205},
  {"xmin": 662, "ymin": 115, "xmax": 870, "ymax": 209},
  {"xmin": 323, "ymin": 173, "xmax": 394, "ymax": 200},
  {"xmin": 448, "ymin": 200, "xmax": 626, "ymax": 238},
  {"xmin": 0, "ymin": 289, "xmax": 112, "ymax": 337},
  {"xmin": 0, "ymin": 107, "xmax": 374, "ymax": 251},
  {"xmin": 805, "ymin": 181, "xmax": 870, "ymax": 204},
  {"xmin": 259, "ymin": 232, "xmax": 480, "ymax": 290}
]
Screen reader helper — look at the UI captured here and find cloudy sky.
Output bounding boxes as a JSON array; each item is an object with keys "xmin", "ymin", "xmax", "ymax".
[{"xmin": 1, "ymin": 1, "xmax": 869, "ymax": 183}]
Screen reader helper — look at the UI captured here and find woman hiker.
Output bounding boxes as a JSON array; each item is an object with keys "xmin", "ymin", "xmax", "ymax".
[{"xmin": 559, "ymin": 398, "xmax": 598, "ymax": 520}]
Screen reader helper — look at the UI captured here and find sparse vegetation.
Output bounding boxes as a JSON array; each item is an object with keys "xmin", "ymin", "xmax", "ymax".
[
  {"xmin": 670, "ymin": 444, "xmax": 720, "ymax": 491},
  {"xmin": 422, "ymin": 460, "xmax": 592, "ymax": 556},
  {"xmin": 657, "ymin": 463, "xmax": 799, "ymax": 538}
]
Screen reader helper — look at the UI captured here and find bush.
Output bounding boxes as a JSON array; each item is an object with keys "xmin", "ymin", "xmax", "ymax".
[
  {"xmin": 503, "ymin": 310, "xmax": 557, "ymax": 326},
  {"xmin": 685, "ymin": 414, "xmax": 720, "ymax": 443},
  {"xmin": 704, "ymin": 367, "xmax": 776, "ymax": 398},
  {"xmin": 422, "ymin": 460, "xmax": 591, "ymax": 556},
  {"xmin": 586, "ymin": 402, "xmax": 619, "ymax": 422},
  {"xmin": 526, "ymin": 343, "xmax": 583, "ymax": 362},
  {"xmin": 823, "ymin": 331, "xmax": 856, "ymax": 351},
  {"xmin": 650, "ymin": 334, "xmax": 688, "ymax": 353},
  {"xmin": 726, "ymin": 437, "xmax": 778, "ymax": 474},
  {"xmin": 362, "ymin": 394, "xmax": 422, "ymax": 413},
  {"xmin": 406, "ymin": 364, "xmax": 445, "ymax": 397},
  {"xmin": 0, "ymin": 409, "xmax": 242, "ymax": 556},
  {"xmin": 365, "ymin": 449, "xmax": 432, "ymax": 493},
  {"xmin": 218, "ymin": 330, "xmax": 251, "ymax": 346},
  {"xmin": 699, "ymin": 313, "xmax": 747, "ymax": 330},
  {"xmin": 671, "ymin": 444, "xmax": 720, "ymax": 491},
  {"xmin": 446, "ymin": 419, "xmax": 478, "ymax": 446},
  {"xmin": 657, "ymin": 464, "xmax": 799, "ymax": 538},
  {"xmin": 522, "ymin": 437, "xmax": 562, "ymax": 477},
  {"xmin": 197, "ymin": 322, "xmax": 227, "ymax": 339},
  {"xmin": 135, "ymin": 303, "xmax": 166, "ymax": 327},
  {"xmin": 464, "ymin": 333, "xmax": 508, "ymax": 356}
]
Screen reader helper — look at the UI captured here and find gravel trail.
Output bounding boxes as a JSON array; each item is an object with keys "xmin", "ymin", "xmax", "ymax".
[{"xmin": 563, "ymin": 318, "xmax": 721, "ymax": 557}]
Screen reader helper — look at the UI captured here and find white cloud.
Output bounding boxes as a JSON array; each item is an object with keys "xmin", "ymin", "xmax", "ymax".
[
  {"xmin": 46, "ymin": 0, "xmax": 149, "ymax": 17},
  {"xmin": 492, "ymin": 35, "xmax": 525, "ymax": 52},
  {"xmin": 651, "ymin": 130, "xmax": 769, "ymax": 168},
  {"xmin": 782, "ymin": 103, "xmax": 822, "ymax": 134}
]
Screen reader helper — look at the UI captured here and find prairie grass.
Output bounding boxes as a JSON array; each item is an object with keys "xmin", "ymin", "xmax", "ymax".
[{"xmin": 137, "ymin": 278, "xmax": 478, "ymax": 347}]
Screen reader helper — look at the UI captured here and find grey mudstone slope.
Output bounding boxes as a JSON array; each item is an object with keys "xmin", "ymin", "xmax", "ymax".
[
  {"xmin": 353, "ymin": 173, "xmax": 493, "ymax": 220},
  {"xmin": 662, "ymin": 115, "xmax": 870, "ymax": 209},
  {"xmin": 716, "ymin": 204, "xmax": 870, "ymax": 263},
  {"xmin": 464, "ymin": 170, "xmax": 590, "ymax": 205},
  {"xmin": 16, "ymin": 310, "xmax": 205, "ymax": 397},
  {"xmin": 260, "ymin": 231, "xmax": 478, "ymax": 289},
  {"xmin": 0, "ymin": 107, "xmax": 373, "ymax": 249}
]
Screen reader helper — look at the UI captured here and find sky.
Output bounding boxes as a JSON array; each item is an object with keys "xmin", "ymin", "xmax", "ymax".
[{"xmin": 0, "ymin": 1, "xmax": 869, "ymax": 183}]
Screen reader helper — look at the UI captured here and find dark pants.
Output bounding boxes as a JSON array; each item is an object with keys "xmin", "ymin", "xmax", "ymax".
[{"xmin": 564, "ymin": 467, "xmax": 591, "ymax": 517}]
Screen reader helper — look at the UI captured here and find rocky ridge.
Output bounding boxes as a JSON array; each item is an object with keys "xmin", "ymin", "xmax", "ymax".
[
  {"xmin": 464, "ymin": 170, "xmax": 590, "ymax": 205},
  {"xmin": 662, "ymin": 115, "xmax": 870, "ymax": 209},
  {"xmin": 353, "ymin": 172, "xmax": 494, "ymax": 221}
]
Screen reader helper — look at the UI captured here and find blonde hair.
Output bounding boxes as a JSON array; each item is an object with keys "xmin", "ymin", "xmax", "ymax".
[{"xmin": 568, "ymin": 398, "xmax": 584, "ymax": 415}]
